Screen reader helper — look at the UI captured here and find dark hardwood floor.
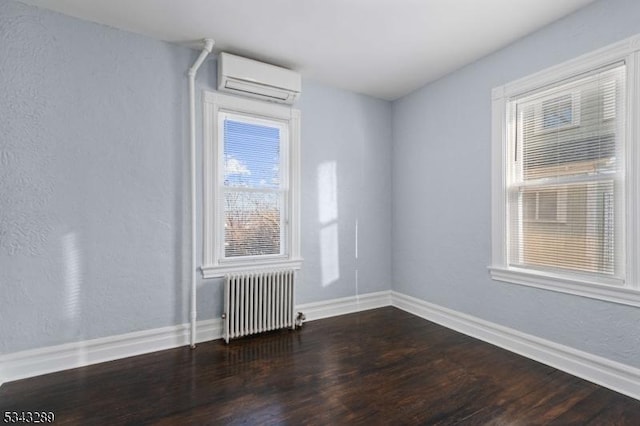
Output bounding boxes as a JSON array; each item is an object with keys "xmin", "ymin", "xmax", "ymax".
[{"xmin": 2, "ymin": 307, "xmax": 639, "ymax": 425}]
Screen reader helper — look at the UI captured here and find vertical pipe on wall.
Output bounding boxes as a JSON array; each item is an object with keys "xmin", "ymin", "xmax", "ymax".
[{"xmin": 188, "ymin": 38, "xmax": 215, "ymax": 349}]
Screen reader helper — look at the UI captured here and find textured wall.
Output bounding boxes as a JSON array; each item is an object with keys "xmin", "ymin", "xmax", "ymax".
[
  {"xmin": 296, "ymin": 82, "xmax": 392, "ymax": 304},
  {"xmin": 0, "ymin": 0, "xmax": 194, "ymax": 354},
  {"xmin": 0, "ymin": 0, "xmax": 393, "ymax": 354},
  {"xmin": 392, "ymin": 0, "xmax": 640, "ymax": 368}
]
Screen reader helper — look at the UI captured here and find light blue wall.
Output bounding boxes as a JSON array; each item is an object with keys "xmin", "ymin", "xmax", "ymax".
[
  {"xmin": 0, "ymin": 0, "xmax": 193, "ymax": 354},
  {"xmin": 392, "ymin": 0, "xmax": 640, "ymax": 367},
  {"xmin": 0, "ymin": 0, "xmax": 392, "ymax": 354},
  {"xmin": 296, "ymin": 82, "xmax": 392, "ymax": 304}
]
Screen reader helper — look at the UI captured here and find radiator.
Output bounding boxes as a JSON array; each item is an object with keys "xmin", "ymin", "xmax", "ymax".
[{"xmin": 223, "ymin": 269, "xmax": 296, "ymax": 343}]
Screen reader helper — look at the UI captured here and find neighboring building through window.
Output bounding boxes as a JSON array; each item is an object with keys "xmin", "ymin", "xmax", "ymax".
[
  {"xmin": 202, "ymin": 92, "xmax": 301, "ymax": 278},
  {"xmin": 490, "ymin": 35, "xmax": 640, "ymax": 306},
  {"xmin": 512, "ymin": 66, "xmax": 621, "ymax": 276}
]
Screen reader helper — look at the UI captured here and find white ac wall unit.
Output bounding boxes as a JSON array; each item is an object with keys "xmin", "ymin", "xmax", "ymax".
[{"xmin": 218, "ymin": 52, "xmax": 301, "ymax": 104}]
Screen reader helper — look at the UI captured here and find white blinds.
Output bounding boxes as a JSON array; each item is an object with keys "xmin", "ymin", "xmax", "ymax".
[
  {"xmin": 507, "ymin": 64, "xmax": 625, "ymax": 278},
  {"xmin": 222, "ymin": 115, "xmax": 286, "ymax": 258}
]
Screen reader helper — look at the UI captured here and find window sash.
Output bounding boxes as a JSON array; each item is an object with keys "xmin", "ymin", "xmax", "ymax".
[
  {"xmin": 218, "ymin": 112, "xmax": 290, "ymax": 261},
  {"xmin": 507, "ymin": 180, "xmax": 620, "ymax": 278},
  {"xmin": 504, "ymin": 65, "xmax": 625, "ymax": 280}
]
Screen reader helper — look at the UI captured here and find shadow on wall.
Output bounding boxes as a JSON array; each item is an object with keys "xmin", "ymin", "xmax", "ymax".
[{"xmin": 318, "ymin": 161, "xmax": 340, "ymax": 286}]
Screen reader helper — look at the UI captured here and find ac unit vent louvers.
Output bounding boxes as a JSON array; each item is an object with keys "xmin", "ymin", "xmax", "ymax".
[{"xmin": 218, "ymin": 52, "xmax": 301, "ymax": 104}]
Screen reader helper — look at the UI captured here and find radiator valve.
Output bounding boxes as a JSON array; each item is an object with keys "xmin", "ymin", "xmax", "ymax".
[{"xmin": 295, "ymin": 312, "xmax": 306, "ymax": 327}]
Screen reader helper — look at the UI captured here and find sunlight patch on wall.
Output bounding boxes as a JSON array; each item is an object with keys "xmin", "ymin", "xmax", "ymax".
[
  {"xmin": 318, "ymin": 161, "xmax": 340, "ymax": 286},
  {"xmin": 318, "ymin": 161, "xmax": 338, "ymax": 224},
  {"xmin": 62, "ymin": 232, "xmax": 82, "ymax": 321},
  {"xmin": 320, "ymin": 223, "xmax": 340, "ymax": 287},
  {"xmin": 355, "ymin": 219, "xmax": 359, "ymax": 295}
]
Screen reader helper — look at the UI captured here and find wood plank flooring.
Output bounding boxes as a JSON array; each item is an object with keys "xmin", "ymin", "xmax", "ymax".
[{"xmin": 1, "ymin": 307, "xmax": 639, "ymax": 424}]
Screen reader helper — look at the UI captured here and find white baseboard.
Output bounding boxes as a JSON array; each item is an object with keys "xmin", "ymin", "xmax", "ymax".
[
  {"xmin": 391, "ymin": 291, "xmax": 640, "ymax": 401},
  {"xmin": 2, "ymin": 289, "xmax": 639, "ymax": 402},
  {"xmin": 0, "ymin": 291, "xmax": 390, "ymax": 386},
  {"xmin": 296, "ymin": 290, "xmax": 392, "ymax": 322},
  {"xmin": 0, "ymin": 319, "xmax": 223, "ymax": 386}
]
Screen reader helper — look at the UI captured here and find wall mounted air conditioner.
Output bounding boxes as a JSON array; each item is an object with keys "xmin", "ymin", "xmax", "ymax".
[{"xmin": 218, "ymin": 52, "xmax": 301, "ymax": 104}]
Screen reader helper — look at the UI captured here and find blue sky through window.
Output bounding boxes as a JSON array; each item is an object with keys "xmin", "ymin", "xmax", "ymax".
[{"xmin": 223, "ymin": 118, "xmax": 281, "ymax": 189}]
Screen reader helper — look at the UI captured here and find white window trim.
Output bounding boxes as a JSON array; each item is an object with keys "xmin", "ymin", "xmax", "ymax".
[
  {"xmin": 201, "ymin": 92, "xmax": 302, "ymax": 278},
  {"xmin": 489, "ymin": 34, "xmax": 640, "ymax": 307}
]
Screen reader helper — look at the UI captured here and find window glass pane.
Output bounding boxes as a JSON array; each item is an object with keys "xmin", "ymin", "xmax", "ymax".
[
  {"xmin": 223, "ymin": 118, "xmax": 281, "ymax": 189},
  {"xmin": 518, "ymin": 71, "xmax": 621, "ymax": 181},
  {"xmin": 224, "ymin": 190, "xmax": 282, "ymax": 258},
  {"xmin": 511, "ymin": 182, "xmax": 615, "ymax": 275}
]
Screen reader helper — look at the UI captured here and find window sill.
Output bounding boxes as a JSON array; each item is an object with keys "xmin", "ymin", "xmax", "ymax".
[
  {"xmin": 201, "ymin": 258, "xmax": 303, "ymax": 279},
  {"xmin": 488, "ymin": 266, "xmax": 640, "ymax": 308}
]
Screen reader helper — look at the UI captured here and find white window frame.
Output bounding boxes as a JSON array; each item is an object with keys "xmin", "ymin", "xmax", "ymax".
[
  {"xmin": 201, "ymin": 92, "xmax": 302, "ymax": 278},
  {"xmin": 489, "ymin": 34, "xmax": 640, "ymax": 307}
]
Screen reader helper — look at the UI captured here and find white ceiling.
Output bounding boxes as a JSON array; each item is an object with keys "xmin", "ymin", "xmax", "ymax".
[{"xmin": 19, "ymin": 0, "xmax": 597, "ymax": 100}]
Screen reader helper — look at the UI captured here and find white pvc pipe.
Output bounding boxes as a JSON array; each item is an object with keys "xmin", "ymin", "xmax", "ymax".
[{"xmin": 188, "ymin": 38, "xmax": 214, "ymax": 349}]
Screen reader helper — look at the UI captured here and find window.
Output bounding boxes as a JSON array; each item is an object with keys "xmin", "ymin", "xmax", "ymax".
[
  {"xmin": 523, "ymin": 188, "xmax": 567, "ymax": 223},
  {"xmin": 490, "ymin": 36, "xmax": 640, "ymax": 306},
  {"xmin": 202, "ymin": 92, "xmax": 301, "ymax": 278},
  {"xmin": 535, "ymin": 91, "xmax": 580, "ymax": 134}
]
